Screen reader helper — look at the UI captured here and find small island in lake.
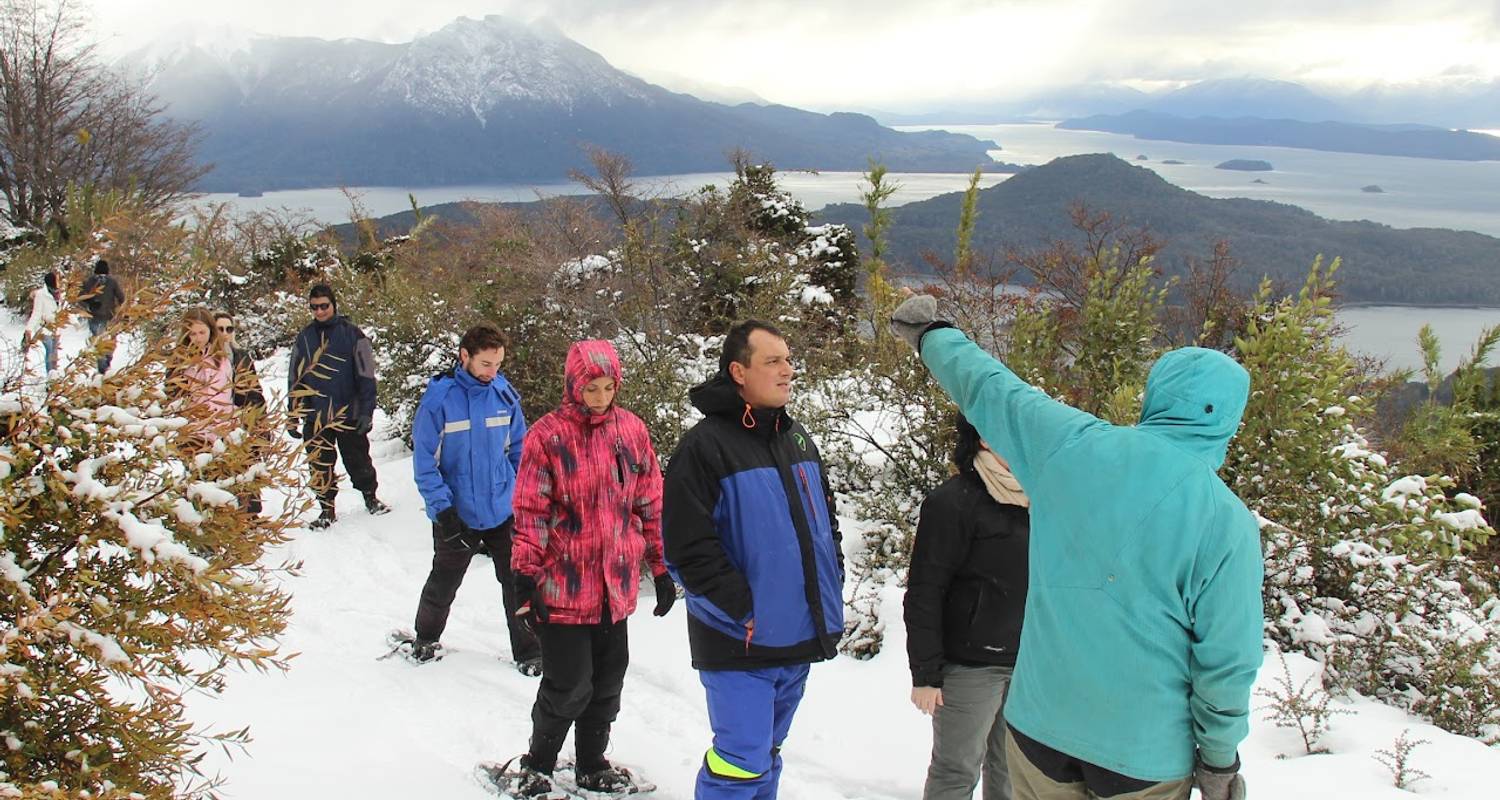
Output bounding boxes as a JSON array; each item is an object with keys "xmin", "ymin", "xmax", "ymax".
[
  {"xmin": 1251, "ymin": 178, "xmax": 1269, "ymax": 184},
  {"xmin": 1216, "ymin": 159, "xmax": 1274, "ymax": 171},
  {"xmin": 1135, "ymin": 154, "xmax": 1149, "ymax": 161},
  {"xmin": 237, "ymin": 190, "xmax": 265, "ymax": 198},
  {"xmin": 1361, "ymin": 184, "xmax": 1385, "ymax": 193},
  {"xmin": 1162, "ymin": 159, "xmax": 1185, "ymax": 164}
]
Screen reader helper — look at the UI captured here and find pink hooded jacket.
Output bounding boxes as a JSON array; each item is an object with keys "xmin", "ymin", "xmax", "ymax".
[{"xmin": 511, "ymin": 340, "xmax": 666, "ymax": 625}]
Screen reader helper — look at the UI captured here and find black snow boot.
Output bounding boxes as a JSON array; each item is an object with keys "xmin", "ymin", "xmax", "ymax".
[
  {"xmin": 308, "ymin": 506, "xmax": 336, "ymax": 530},
  {"xmin": 512, "ymin": 754, "xmax": 557, "ymax": 798},
  {"xmin": 575, "ymin": 762, "xmax": 634, "ymax": 793},
  {"xmin": 363, "ymin": 492, "xmax": 391, "ymax": 515}
]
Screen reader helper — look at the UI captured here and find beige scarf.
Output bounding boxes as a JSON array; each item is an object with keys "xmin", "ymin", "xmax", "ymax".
[{"xmin": 974, "ymin": 450, "xmax": 1030, "ymax": 508}]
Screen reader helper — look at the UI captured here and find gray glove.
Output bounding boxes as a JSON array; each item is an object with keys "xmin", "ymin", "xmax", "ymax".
[
  {"xmin": 889, "ymin": 293, "xmax": 939, "ymax": 351},
  {"xmin": 1194, "ymin": 758, "xmax": 1246, "ymax": 800}
]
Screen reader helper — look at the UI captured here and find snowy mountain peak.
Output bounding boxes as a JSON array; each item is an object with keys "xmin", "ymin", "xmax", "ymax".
[{"xmin": 382, "ymin": 15, "xmax": 653, "ymax": 120}]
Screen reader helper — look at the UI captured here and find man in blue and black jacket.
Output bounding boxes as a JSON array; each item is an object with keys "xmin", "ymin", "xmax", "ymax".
[
  {"xmin": 663, "ymin": 319, "xmax": 844, "ymax": 800},
  {"xmin": 287, "ymin": 284, "xmax": 390, "ymax": 528}
]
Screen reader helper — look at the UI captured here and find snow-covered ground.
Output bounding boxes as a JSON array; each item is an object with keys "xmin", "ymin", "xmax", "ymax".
[{"xmin": 6, "ymin": 311, "xmax": 1500, "ymax": 798}]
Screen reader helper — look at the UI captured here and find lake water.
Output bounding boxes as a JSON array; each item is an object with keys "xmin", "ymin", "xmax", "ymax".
[
  {"xmin": 192, "ymin": 122, "xmax": 1500, "ymax": 374},
  {"xmin": 1338, "ymin": 306, "xmax": 1500, "ymax": 375},
  {"xmin": 918, "ymin": 123, "xmax": 1500, "ymax": 238}
]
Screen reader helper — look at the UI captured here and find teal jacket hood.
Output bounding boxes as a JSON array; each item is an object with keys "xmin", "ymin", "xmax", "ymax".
[{"xmin": 1138, "ymin": 347, "xmax": 1250, "ymax": 469}]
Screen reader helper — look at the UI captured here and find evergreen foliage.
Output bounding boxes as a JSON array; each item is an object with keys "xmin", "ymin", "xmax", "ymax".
[{"xmin": 2, "ymin": 229, "xmax": 303, "ymax": 797}]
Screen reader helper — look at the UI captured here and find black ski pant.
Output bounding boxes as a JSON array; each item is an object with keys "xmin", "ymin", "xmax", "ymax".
[
  {"xmin": 527, "ymin": 618, "xmax": 630, "ymax": 773},
  {"xmin": 413, "ymin": 520, "xmax": 540, "ymax": 663},
  {"xmin": 302, "ymin": 422, "xmax": 378, "ymax": 510}
]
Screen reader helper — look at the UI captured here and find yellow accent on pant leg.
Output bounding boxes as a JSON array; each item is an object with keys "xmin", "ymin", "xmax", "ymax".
[{"xmin": 705, "ymin": 747, "xmax": 762, "ymax": 780}]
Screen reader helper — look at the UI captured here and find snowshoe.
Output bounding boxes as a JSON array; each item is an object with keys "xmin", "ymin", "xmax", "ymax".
[
  {"xmin": 553, "ymin": 759, "xmax": 656, "ymax": 798},
  {"xmin": 363, "ymin": 493, "xmax": 391, "ymax": 515},
  {"xmin": 476, "ymin": 756, "xmax": 566, "ymax": 799},
  {"xmin": 378, "ymin": 629, "xmax": 447, "ymax": 664}
]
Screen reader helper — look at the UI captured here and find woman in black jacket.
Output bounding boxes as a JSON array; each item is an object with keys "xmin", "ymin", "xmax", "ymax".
[{"xmin": 905, "ymin": 414, "xmax": 1030, "ymax": 800}]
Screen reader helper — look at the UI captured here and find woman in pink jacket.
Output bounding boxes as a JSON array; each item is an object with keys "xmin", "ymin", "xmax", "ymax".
[
  {"xmin": 170, "ymin": 307, "xmax": 234, "ymax": 446},
  {"xmin": 505, "ymin": 339, "xmax": 677, "ymax": 797}
]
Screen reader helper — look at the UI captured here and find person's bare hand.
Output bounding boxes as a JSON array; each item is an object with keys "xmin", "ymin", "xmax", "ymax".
[{"xmin": 910, "ymin": 686, "xmax": 943, "ymax": 715}]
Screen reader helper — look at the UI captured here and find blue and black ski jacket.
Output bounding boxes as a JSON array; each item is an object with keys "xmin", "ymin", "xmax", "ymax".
[{"xmin": 663, "ymin": 372, "xmax": 844, "ymax": 671}]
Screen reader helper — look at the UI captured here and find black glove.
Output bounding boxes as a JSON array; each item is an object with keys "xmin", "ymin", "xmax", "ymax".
[
  {"xmin": 436, "ymin": 507, "xmax": 481, "ymax": 552},
  {"xmin": 652, "ymin": 573, "xmax": 678, "ymax": 617},
  {"xmin": 1193, "ymin": 755, "xmax": 1246, "ymax": 800},
  {"xmin": 514, "ymin": 574, "xmax": 549, "ymax": 623},
  {"xmin": 889, "ymin": 293, "xmax": 941, "ymax": 351},
  {"xmin": 352, "ymin": 416, "xmax": 374, "ymax": 437}
]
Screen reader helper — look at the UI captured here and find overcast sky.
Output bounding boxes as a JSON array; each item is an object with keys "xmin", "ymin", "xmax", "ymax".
[{"xmin": 89, "ymin": 0, "xmax": 1500, "ymax": 109}]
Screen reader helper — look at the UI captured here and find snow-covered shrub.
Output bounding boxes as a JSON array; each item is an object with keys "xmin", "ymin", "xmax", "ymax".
[
  {"xmin": 1, "ymin": 282, "xmax": 303, "ymax": 798},
  {"xmin": 1229, "ymin": 260, "xmax": 1500, "ymax": 741}
]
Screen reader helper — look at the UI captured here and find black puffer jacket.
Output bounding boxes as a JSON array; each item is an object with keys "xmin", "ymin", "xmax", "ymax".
[{"xmin": 904, "ymin": 473, "xmax": 1029, "ymax": 687}]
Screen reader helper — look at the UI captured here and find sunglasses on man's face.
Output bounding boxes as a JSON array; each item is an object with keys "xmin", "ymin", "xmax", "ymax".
[
  {"xmin": 309, "ymin": 302, "xmax": 332, "ymax": 311},
  {"xmin": 216, "ymin": 325, "xmax": 234, "ymax": 333}
]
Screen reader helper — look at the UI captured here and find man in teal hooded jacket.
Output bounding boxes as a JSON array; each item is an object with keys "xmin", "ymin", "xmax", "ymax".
[{"xmin": 891, "ymin": 295, "xmax": 1261, "ymax": 800}]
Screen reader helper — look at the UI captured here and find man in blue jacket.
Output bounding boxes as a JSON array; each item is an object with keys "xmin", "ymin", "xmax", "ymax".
[
  {"xmin": 408, "ymin": 323, "xmax": 540, "ymax": 673},
  {"xmin": 663, "ymin": 320, "xmax": 844, "ymax": 800},
  {"xmin": 287, "ymin": 284, "xmax": 390, "ymax": 528},
  {"xmin": 891, "ymin": 295, "xmax": 1260, "ymax": 800}
]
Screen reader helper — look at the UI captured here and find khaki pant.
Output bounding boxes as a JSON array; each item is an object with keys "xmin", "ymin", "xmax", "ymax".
[{"xmin": 1004, "ymin": 729, "xmax": 1191, "ymax": 800}]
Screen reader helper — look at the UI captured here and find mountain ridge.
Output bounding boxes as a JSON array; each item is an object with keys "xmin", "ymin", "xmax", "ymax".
[
  {"xmin": 127, "ymin": 16, "xmax": 1003, "ymax": 192},
  {"xmin": 814, "ymin": 153, "xmax": 1500, "ymax": 306}
]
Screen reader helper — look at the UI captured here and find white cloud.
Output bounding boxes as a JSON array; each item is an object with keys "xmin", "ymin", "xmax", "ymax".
[{"xmin": 88, "ymin": 0, "xmax": 1500, "ymax": 108}]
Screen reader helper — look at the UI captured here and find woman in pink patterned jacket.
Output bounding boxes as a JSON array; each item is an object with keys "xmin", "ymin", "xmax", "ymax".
[{"xmin": 508, "ymin": 339, "xmax": 677, "ymax": 796}]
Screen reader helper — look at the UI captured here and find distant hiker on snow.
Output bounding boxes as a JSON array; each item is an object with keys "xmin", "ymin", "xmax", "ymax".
[
  {"xmin": 23, "ymin": 270, "xmax": 61, "ymax": 375},
  {"xmin": 890, "ymin": 294, "xmax": 1262, "ymax": 800},
  {"xmin": 504, "ymin": 339, "xmax": 674, "ymax": 797},
  {"xmin": 662, "ymin": 320, "xmax": 844, "ymax": 800},
  {"xmin": 81, "ymin": 258, "xmax": 126, "ymax": 374},
  {"xmin": 404, "ymin": 323, "xmax": 540, "ymax": 673},
  {"xmin": 287, "ymin": 283, "xmax": 390, "ymax": 529},
  {"xmin": 905, "ymin": 414, "xmax": 1030, "ymax": 800}
]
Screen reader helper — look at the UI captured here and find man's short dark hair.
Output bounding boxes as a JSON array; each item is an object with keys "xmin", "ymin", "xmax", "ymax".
[
  {"xmin": 213, "ymin": 310, "xmax": 233, "ymax": 323},
  {"xmin": 308, "ymin": 283, "xmax": 336, "ymax": 308},
  {"xmin": 459, "ymin": 323, "xmax": 509, "ymax": 356},
  {"xmin": 93, "ymin": 258, "xmax": 109, "ymax": 275},
  {"xmin": 719, "ymin": 319, "xmax": 784, "ymax": 375}
]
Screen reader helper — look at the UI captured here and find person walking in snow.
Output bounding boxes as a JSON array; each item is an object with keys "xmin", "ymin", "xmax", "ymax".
[
  {"xmin": 80, "ymin": 258, "xmax": 126, "ymax": 374},
  {"xmin": 890, "ymin": 294, "xmax": 1261, "ymax": 800},
  {"xmin": 214, "ymin": 310, "xmax": 267, "ymax": 513},
  {"xmin": 905, "ymin": 414, "xmax": 1030, "ymax": 800},
  {"xmin": 661, "ymin": 319, "xmax": 844, "ymax": 800},
  {"xmin": 168, "ymin": 307, "xmax": 235, "ymax": 446},
  {"xmin": 505, "ymin": 339, "xmax": 676, "ymax": 797},
  {"xmin": 406, "ymin": 323, "xmax": 540, "ymax": 672},
  {"xmin": 23, "ymin": 270, "xmax": 61, "ymax": 374},
  {"xmin": 286, "ymin": 283, "xmax": 390, "ymax": 529}
]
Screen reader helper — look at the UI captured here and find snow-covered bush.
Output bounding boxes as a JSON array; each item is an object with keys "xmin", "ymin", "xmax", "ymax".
[
  {"xmin": 1, "ymin": 283, "xmax": 304, "ymax": 798},
  {"xmin": 1229, "ymin": 260, "xmax": 1500, "ymax": 741}
]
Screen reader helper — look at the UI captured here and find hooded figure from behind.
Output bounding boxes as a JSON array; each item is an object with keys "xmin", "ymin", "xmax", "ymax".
[{"xmin": 895, "ymin": 294, "xmax": 1262, "ymax": 800}]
